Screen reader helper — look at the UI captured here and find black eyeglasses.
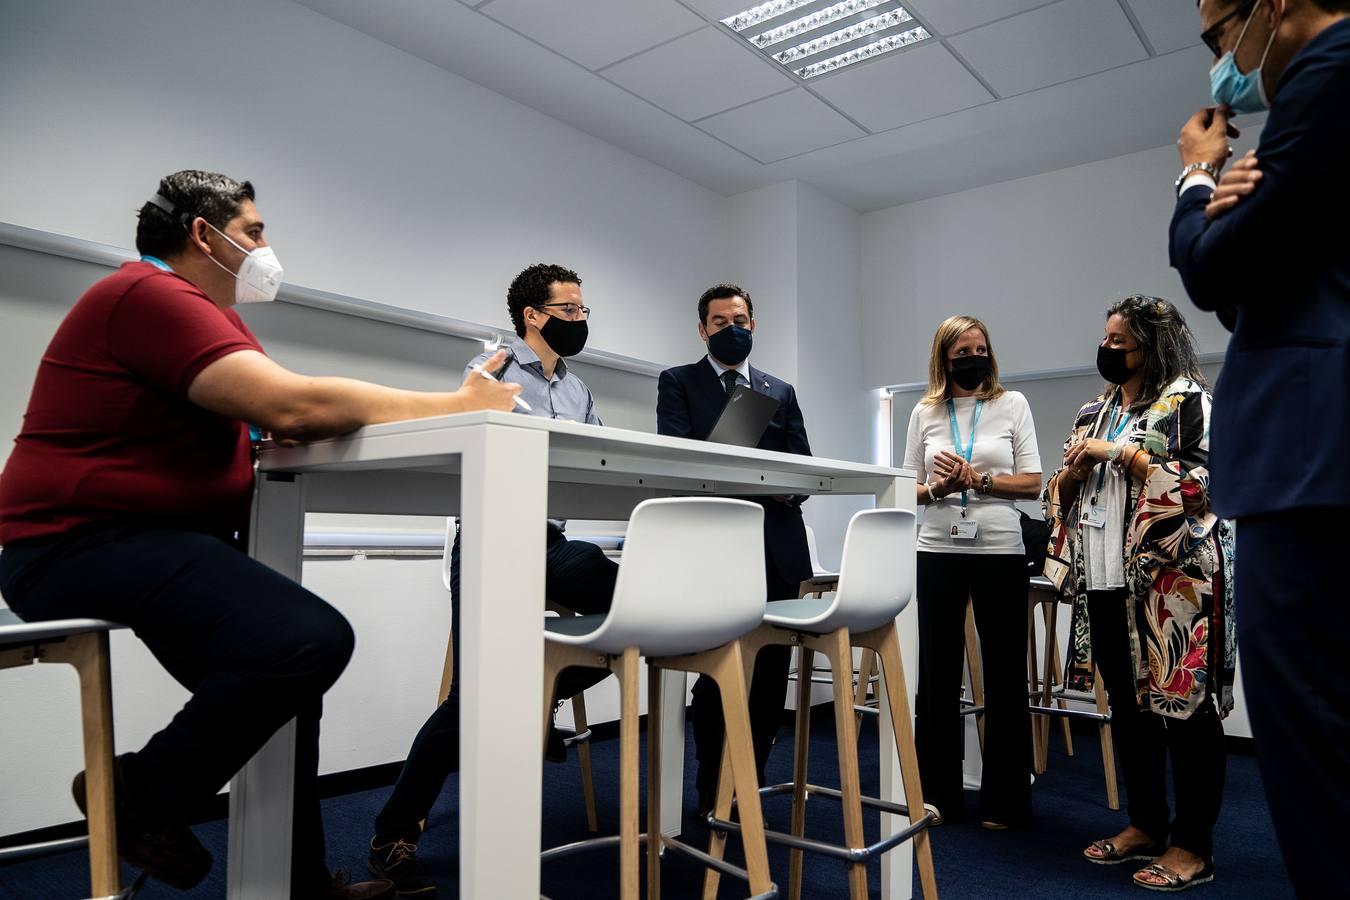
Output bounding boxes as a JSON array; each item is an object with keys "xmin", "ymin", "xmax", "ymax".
[
  {"xmin": 535, "ymin": 302, "xmax": 590, "ymax": 320},
  {"xmin": 1200, "ymin": 0, "xmax": 1256, "ymax": 57}
]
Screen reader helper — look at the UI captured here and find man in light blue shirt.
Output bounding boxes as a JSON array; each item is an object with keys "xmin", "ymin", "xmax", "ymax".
[{"xmin": 368, "ymin": 265, "xmax": 617, "ymax": 895}]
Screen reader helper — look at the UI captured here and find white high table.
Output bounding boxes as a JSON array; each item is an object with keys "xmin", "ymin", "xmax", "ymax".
[{"xmin": 228, "ymin": 411, "xmax": 917, "ymax": 900}]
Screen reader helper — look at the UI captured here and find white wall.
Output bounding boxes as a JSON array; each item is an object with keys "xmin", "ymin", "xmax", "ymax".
[
  {"xmin": 0, "ymin": 0, "xmax": 728, "ymax": 368},
  {"xmin": 859, "ymin": 142, "xmax": 1252, "ymax": 389}
]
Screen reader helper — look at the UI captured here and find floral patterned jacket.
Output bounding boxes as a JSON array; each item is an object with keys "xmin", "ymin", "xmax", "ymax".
[{"xmin": 1043, "ymin": 377, "xmax": 1235, "ymax": 720}]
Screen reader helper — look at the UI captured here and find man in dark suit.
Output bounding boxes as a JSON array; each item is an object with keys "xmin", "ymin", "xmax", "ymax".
[
  {"xmin": 1170, "ymin": 2, "xmax": 1349, "ymax": 894},
  {"xmin": 657, "ymin": 283, "xmax": 813, "ymax": 815}
]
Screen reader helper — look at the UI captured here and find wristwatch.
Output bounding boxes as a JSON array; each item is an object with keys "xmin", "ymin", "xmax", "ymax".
[
  {"xmin": 1175, "ymin": 161, "xmax": 1218, "ymax": 196},
  {"xmin": 978, "ymin": 472, "xmax": 993, "ymax": 495},
  {"xmin": 1107, "ymin": 444, "xmax": 1123, "ymax": 463}
]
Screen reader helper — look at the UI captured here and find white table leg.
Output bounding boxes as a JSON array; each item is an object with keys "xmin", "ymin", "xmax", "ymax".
[
  {"xmin": 878, "ymin": 475, "xmax": 915, "ymax": 900},
  {"xmin": 229, "ymin": 473, "xmax": 306, "ymax": 900},
  {"xmin": 658, "ymin": 669, "xmax": 688, "ymax": 837},
  {"xmin": 457, "ymin": 425, "xmax": 549, "ymax": 898}
]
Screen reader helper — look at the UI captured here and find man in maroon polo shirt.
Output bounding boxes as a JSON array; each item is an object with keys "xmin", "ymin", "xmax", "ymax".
[{"xmin": 0, "ymin": 170, "xmax": 520, "ymax": 898}]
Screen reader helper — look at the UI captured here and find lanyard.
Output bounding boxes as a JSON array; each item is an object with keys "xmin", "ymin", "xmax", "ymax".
[
  {"xmin": 1090, "ymin": 395, "xmax": 1132, "ymax": 504},
  {"xmin": 946, "ymin": 399, "xmax": 983, "ymax": 518},
  {"xmin": 140, "ymin": 254, "xmax": 172, "ymax": 272}
]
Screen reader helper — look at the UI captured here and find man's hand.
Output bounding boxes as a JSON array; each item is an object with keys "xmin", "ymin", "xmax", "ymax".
[
  {"xmin": 458, "ymin": 349, "xmax": 523, "ymax": 412},
  {"xmin": 1206, "ymin": 150, "xmax": 1262, "ymax": 220},
  {"xmin": 1178, "ymin": 106, "xmax": 1240, "ymax": 172}
]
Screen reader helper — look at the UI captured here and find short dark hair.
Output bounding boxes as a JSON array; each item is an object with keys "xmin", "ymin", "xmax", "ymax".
[
  {"xmin": 135, "ymin": 170, "xmax": 255, "ymax": 259},
  {"xmin": 1105, "ymin": 295, "xmax": 1208, "ymax": 411},
  {"xmin": 507, "ymin": 264, "xmax": 582, "ymax": 337},
  {"xmin": 697, "ymin": 283, "xmax": 753, "ymax": 324}
]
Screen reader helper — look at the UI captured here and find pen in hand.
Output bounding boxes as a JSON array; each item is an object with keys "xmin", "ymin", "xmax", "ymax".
[{"xmin": 471, "ymin": 360, "xmax": 532, "ymax": 411}]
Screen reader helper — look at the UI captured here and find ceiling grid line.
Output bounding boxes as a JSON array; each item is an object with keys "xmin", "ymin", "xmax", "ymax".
[
  {"xmin": 1115, "ymin": 0, "xmax": 1158, "ymax": 56},
  {"xmin": 593, "ymin": 24, "xmax": 713, "ymax": 74}
]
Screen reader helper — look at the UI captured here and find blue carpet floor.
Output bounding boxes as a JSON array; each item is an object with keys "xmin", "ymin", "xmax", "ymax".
[{"xmin": 0, "ymin": 708, "xmax": 1292, "ymax": 899}]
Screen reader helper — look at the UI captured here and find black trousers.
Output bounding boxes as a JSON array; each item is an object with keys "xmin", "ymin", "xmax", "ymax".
[
  {"xmin": 1236, "ymin": 509, "xmax": 1350, "ymax": 899},
  {"xmin": 689, "ymin": 567, "xmax": 798, "ymax": 799},
  {"xmin": 1087, "ymin": 589, "xmax": 1225, "ymax": 858},
  {"xmin": 373, "ymin": 527, "xmax": 618, "ymax": 843},
  {"xmin": 914, "ymin": 551, "xmax": 1031, "ymax": 824},
  {"xmin": 0, "ymin": 522, "xmax": 355, "ymax": 896}
]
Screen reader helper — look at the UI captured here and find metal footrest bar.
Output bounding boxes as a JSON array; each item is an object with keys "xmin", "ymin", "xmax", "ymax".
[
  {"xmin": 1050, "ymin": 686, "xmax": 1102, "ymax": 703},
  {"xmin": 561, "ymin": 727, "xmax": 592, "ymax": 747},
  {"xmin": 541, "ymin": 832, "xmax": 778, "ymax": 898},
  {"xmin": 708, "ymin": 781, "xmax": 936, "ymax": 863},
  {"xmin": 855, "ymin": 704, "xmax": 879, "ymax": 717},
  {"xmin": 1026, "ymin": 705, "xmax": 1111, "ymax": 723},
  {"xmin": 959, "ymin": 702, "xmax": 985, "ymax": 717},
  {"xmin": 0, "ymin": 835, "xmax": 90, "ymax": 864}
]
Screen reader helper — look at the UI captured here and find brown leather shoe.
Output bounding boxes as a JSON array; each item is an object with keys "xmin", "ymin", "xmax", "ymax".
[
  {"xmin": 319, "ymin": 870, "xmax": 397, "ymax": 899},
  {"xmin": 71, "ymin": 758, "xmax": 212, "ymax": 889}
]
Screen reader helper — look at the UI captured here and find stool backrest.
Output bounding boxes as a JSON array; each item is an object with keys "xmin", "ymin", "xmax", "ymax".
[
  {"xmin": 582, "ymin": 497, "xmax": 765, "ymax": 657},
  {"xmin": 815, "ymin": 508, "xmax": 916, "ymax": 635}
]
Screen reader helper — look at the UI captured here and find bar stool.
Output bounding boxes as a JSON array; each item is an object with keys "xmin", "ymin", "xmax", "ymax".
[
  {"xmin": 704, "ymin": 508, "xmax": 938, "ymax": 900},
  {"xmin": 433, "ymin": 519, "xmax": 598, "ymax": 832},
  {"xmin": 1025, "ymin": 577, "xmax": 1119, "ymax": 810},
  {"xmin": 539, "ymin": 498, "xmax": 776, "ymax": 900},
  {"xmin": 0, "ymin": 608, "xmax": 121, "ymax": 897}
]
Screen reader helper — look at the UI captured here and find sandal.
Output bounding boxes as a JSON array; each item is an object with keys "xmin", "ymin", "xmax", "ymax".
[
  {"xmin": 1083, "ymin": 838, "xmax": 1166, "ymax": 865},
  {"xmin": 1133, "ymin": 859, "xmax": 1215, "ymax": 892}
]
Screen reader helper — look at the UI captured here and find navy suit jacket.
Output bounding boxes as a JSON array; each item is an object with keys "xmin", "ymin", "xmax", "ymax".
[
  {"xmin": 656, "ymin": 358, "xmax": 814, "ymax": 592},
  {"xmin": 1169, "ymin": 18, "xmax": 1350, "ymax": 519}
]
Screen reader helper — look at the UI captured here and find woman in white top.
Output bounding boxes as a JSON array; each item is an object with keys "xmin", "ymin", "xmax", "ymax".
[{"xmin": 903, "ymin": 315, "xmax": 1043, "ymax": 828}]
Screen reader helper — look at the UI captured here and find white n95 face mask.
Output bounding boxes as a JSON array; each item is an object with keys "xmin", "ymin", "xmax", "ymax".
[{"xmin": 203, "ymin": 221, "xmax": 284, "ymax": 304}]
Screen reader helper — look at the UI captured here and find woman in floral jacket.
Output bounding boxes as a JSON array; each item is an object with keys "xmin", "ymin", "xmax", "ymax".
[{"xmin": 1043, "ymin": 296, "xmax": 1234, "ymax": 893}]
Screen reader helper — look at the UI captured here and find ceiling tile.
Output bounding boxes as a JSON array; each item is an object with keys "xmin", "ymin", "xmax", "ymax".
[
  {"xmin": 907, "ymin": 0, "xmax": 1051, "ymax": 36},
  {"xmin": 681, "ymin": 0, "xmax": 756, "ymax": 20},
  {"xmin": 809, "ymin": 41, "xmax": 992, "ymax": 132},
  {"xmin": 948, "ymin": 0, "xmax": 1147, "ymax": 97},
  {"xmin": 481, "ymin": 0, "xmax": 705, "ymax": 70},
  {"xmin": 1125, "ymin": 0, "xmax": 1203, "ymax": 55},
  {"xmin": 699, "ymin": 89, "xmax": 865, "ymax": 162},
  {"xmin": 604, "ymin": 27, "xmax": 794, "ymax": 121}
]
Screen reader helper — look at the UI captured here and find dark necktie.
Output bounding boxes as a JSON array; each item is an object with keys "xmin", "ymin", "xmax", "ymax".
[{"xmin": 722, "ymin": 370, "xmax": 740, "ymax": 399}]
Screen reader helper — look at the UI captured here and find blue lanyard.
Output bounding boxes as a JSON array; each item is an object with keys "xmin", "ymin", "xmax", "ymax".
[
  {"xmin": 946, "ymin": 399, "xmax": 983, "ymax": 517},
  {"xmin": 1091, "ymin": 394, "xmax": 1132, "ymax": 503},
  {"xmin": 140, "ymin": 254, "xmax": 172, "ymax": 271}
]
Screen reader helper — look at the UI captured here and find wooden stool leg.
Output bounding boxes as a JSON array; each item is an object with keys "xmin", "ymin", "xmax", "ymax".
[
  {"xmin": 571, "ymin": 691, "xmax": 599, "ymax": 833},
  {"xmin": 1048, "ymin": 603, "xmax": 1074, "ymax": 757},
  {"xmin": 789, "ymin": 646, "xmax": 815, "ymax": 900},
  {"xmin": 853, "ymin": 649, "xmax": 877, "ymax": 731},
  {"xmin": 819, "ymin": 630, "xmax": 868, "ymax": 900},
  {"xmin": 1094, "ymin": 664, "xmax": 1121, "ymax": 811},
  {"xmin": 1027, "ymin": 597, "xmax": 1045, "ymax": 774},
  {"xmin": 1037, "ymin": 600, "xmax": 1056, "ymax": 772},
  {"xmin": 700, "ymin": 740, "xmax": 735, "ymax": 900},
  {"xmin": 964, "ymin": 599, "xmax": 985, "ymax": 754},
  {"xmin": 59, "ymin": 633, "xmax": 121, "ymax": 897},
  {"xmin": 611, "ymin": 647, "xmax": 642, "ymax": 900},
  {"xmin": 646, "ymin": 662, "xmax": 662, "ymax": 900},
  {"xmin": 709, "ymin": 643, "xmax": 773, "ymax": 898},
  {"xmin": 865, "ymin": 624, "xmax": 939, "ymax": 900}
]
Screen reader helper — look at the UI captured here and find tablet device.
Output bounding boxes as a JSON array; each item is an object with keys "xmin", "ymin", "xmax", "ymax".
[{"xmin": 706, "ymin": 385, "xmax": 780, "ymax": 448}]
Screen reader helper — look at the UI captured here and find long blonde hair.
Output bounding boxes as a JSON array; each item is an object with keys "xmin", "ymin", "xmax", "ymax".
[{"xmin": 921, "ymin": 315, "xmax": 1006, "ymax": 406}]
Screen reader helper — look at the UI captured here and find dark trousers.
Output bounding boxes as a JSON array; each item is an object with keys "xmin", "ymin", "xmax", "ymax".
[
  {"xmin": 689, "ymin": 566, "xmax": 798, "ymax": 799},
  {"xmin": 1087, "ymin": 589, "xmax": 1225, "ymax": 858},
  {"xmin": 373, "ymin": 528, "xmax": 618, "ymax": 843},
  {"xmin": 914, "ymin": 551, "xmax": 1031, "ymax": 824},
  {"xmin": 1236, "ymin": 509, "xmax": 1350, "ymax": 899},
  {"xmin": 0, "ymin": 522, "xmax": 355, "ymax": 895}
]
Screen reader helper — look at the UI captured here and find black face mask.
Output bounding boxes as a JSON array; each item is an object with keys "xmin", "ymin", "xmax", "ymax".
[
  {"xmin": 949, "ymin": 355, "xmax": 992, "ymax": 391},
  {"xmin": 707, "ymin": 324, "xmax": 753, "ymax": 367},
  {"xmin": 1096, "ymin": 345, "xmax": 1138, "ymax": 385},
  {"xmin": 538, "ymin": 315, "xmax": 588, "ymax": 358}
]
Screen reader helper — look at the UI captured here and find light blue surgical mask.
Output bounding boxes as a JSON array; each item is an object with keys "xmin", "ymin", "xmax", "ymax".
[{"xmin": 1209, "ymin": 1, "xmax": 1280, "ymax": 114}]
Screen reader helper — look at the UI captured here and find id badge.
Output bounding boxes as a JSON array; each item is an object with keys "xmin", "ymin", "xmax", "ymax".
[
  {"xmin": 1081, "ymin": 504, "xmax": 1107, "ymax": 529},
  {"xmin": 950, "ymin": 519, "xmax": 979, "ymax": 540}
]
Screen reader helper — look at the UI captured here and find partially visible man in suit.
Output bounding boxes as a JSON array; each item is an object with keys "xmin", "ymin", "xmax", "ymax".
[
  {"xmin": 1170, "ymin": 2, "xmax": 1349, "ymax": 895},
  {"xmin": 657, "ymin": 283, "xmax": 813, "ymax": 815}
]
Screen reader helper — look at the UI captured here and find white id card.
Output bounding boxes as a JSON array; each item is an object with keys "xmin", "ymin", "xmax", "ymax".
[
  {"xmin": 950, "ymin": 519, "xmax": 979, "ymax": 540},
  {"xmin": 1080, "ymin": 504, "xmax": 1107, "ymax": 529}
]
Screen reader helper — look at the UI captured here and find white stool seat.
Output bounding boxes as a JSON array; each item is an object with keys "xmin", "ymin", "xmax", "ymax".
[{"xmin": 0, "ymin": 609, "xmax": 123, "ymax": 645}]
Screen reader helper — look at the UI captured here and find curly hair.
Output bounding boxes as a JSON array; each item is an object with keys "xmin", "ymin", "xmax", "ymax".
[
  {"xmin": 135, "ymin": 170, "xmax": 255, "ymax": 259},
  {"xmin": 507, "ymin": 263, "xmax": 582, "ymax": 337},
  {"xmin": 1105, "ymin": 295, "xmax": 1208, "ymax": 411},
  {"xmin": 697, "ymin": 283, "xmax": 753, "ymax": 324}
]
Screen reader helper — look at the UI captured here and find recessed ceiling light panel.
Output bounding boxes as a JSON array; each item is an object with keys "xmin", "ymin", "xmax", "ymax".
[{"xmin": 721, "ymin": 1, "xmax": 931, "ymax": 80}]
